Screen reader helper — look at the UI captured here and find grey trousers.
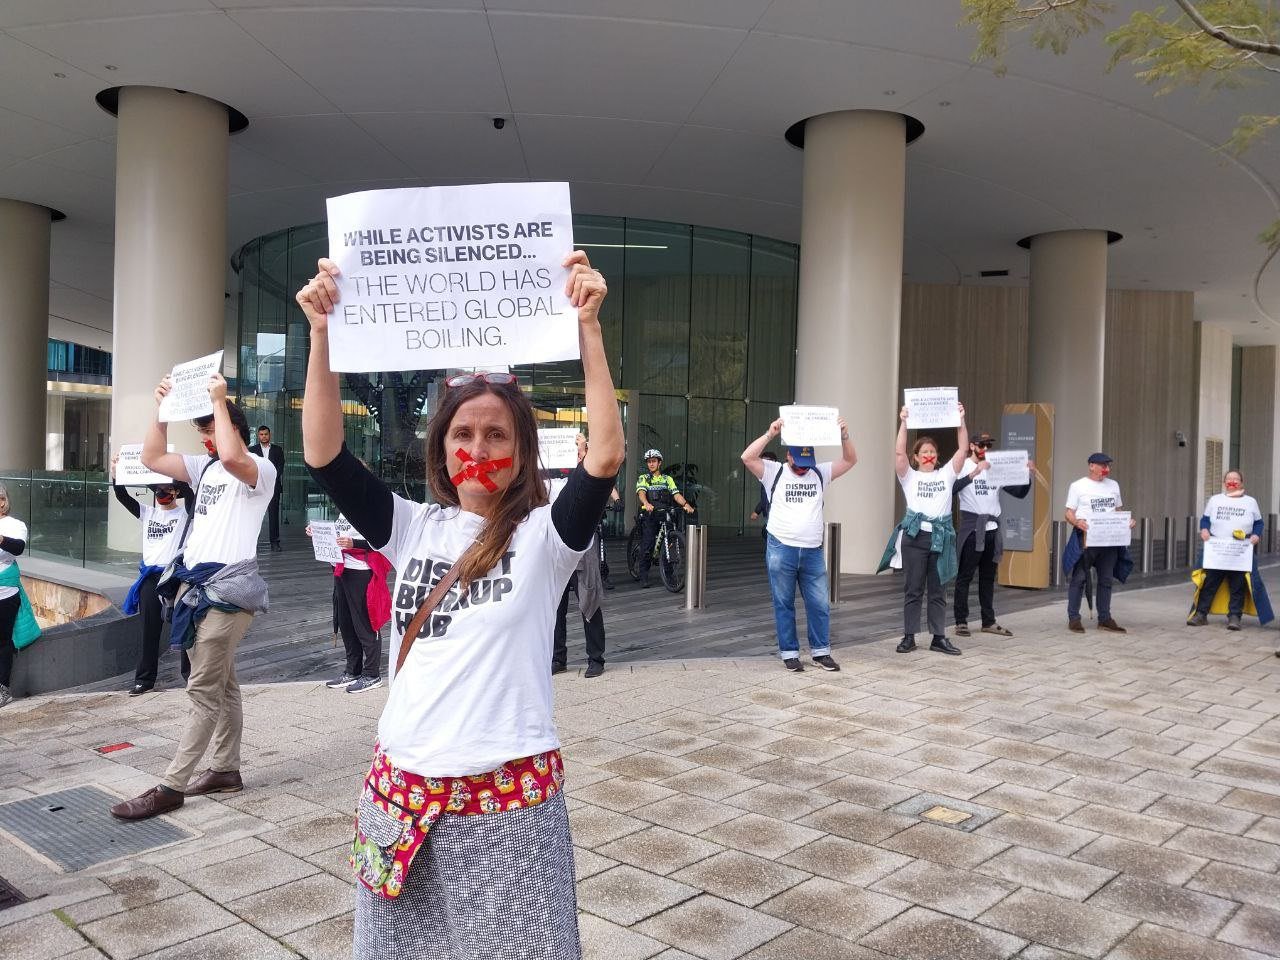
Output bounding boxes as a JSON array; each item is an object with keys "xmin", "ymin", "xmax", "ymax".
[
  {"xmin": 354, "ymin": 791, "xmax": 581, "ymax": 959},
  {"xmin": 902, "ymin": 529, "xmax": 946, "ymax": 638}
]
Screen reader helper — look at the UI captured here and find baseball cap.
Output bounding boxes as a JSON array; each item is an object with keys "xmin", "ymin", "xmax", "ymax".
[
  {"xmin": 1087, "ymin": 452, "xmax": 1113, "ymax": 464},
  {"xmin": 788, "ymin": 446, "xmax": 816, "ymax": 468}
]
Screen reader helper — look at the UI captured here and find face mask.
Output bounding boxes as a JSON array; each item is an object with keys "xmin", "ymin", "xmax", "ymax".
[
  {"xmin": 450, "ymin": 448, "xmax": 512, "ymax": 493},
  {"xmin": 919, "ymin": 454, "xmax": 937, "ymax": 467}
]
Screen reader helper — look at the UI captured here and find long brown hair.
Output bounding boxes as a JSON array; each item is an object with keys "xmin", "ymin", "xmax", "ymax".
[{"xmin": 425, "ymin": 378, "xmax": 547, "ymax": 585}]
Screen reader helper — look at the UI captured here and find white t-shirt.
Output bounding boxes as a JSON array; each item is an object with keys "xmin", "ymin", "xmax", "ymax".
[
  {"xmin": 180, "ymin": 454, "xmax": 276, "ymax": 566},
  {"xmin": 1203, "ymin": 493, "xmax": 1262, "ymax": 541},
  {"xmin": 958, "ymin": 459, "xmax": 1002, "ymax": 531},
  {"xmin": 899, "ymin": 463, "xmax": 960, "ymax": 528},
  {"xmin": 336, "ymin": 514, "xmax": 369, "ymax": 571},
  {"xmin": 378, "ymin": 496, "xmax": 585, "ymax": 776},
  {"xmin": 138, "ymin": 504, "xmax": 186, "ymax": 567},
  {"xmin": 0, "ymin": 516, "xmax": 29, "ymax": 601},
  {"xmin": 1064, "ymin": 477, "xmax": 1122, "ymax": 519},
  {"xmin": 762, "ymin": 460, "xmax": 833, "ymax": 549}
]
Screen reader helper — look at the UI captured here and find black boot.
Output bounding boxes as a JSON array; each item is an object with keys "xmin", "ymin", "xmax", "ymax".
[
  {"xmin": 930, "ymin": 635, "xmax": 962, "ymax": 656},
  {"xmin": 895, "ymin": 635, "xmax": 917, "ymax": 653}
]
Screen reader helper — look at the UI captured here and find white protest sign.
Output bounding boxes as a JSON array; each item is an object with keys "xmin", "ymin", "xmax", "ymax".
[
  {"xmin": 779, "ymin": 405, "xmax": 841, "ymax": 447},
  {"xmin": 310, "ymin": 521, "xmax": 343, "ymax": 565},
  {"xmin": 1085, "ymin": 511, "xmax": 1132, "ymax": 548},
  {"xmin": 538, "ymin": 428, "xmax": 580, "ymax": 470},
  {"xmin": 1202, "ymin": 538, "xmax": 1254, "ymax": 572},
  {"xmin": 158, "ymin": 351, "xmax": 224, "ymax": 422},
  {"xmin": 984, "ymin": 450, "xmax": 1030, "ymax": 487},
  {"xmin": 116, "ymin": 444, "xmax": 175, "ymax": 486},
  {"xmin": 325, "ymin": 182, "xmax": 578, "ymax": 373},
  {"xmin": 904, "ymin": 387, "xmax": 960, "ymax": 430}
]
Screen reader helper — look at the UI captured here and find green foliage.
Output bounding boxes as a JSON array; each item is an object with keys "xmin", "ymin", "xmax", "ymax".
[{"xmin": 962, "ymin": 0, "xmax": 1113, "ymax": 72}]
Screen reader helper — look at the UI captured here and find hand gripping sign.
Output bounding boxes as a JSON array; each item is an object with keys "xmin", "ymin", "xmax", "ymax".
[{"xmin": 325, "ymin": 182, "xmax": 579, "ymax": 372}]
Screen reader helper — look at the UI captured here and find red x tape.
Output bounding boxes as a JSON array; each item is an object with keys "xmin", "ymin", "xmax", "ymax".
[{"xmin": 450, "ymin": 448, "xmax": 512, "ymax": 493}]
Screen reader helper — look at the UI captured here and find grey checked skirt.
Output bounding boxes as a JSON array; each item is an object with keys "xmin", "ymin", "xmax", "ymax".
[{"xmin": 353, "ymin": 790, "xmax": 581, "ymax": 959}]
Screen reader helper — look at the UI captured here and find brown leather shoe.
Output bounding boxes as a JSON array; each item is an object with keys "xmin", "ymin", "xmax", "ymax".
[
  {"xmin": 1097, "ymin": 618, "xmax": 1127, "ymax": 633},
  {"xmin": 1068, "ymin": 619, "xmax": 1085, "ymax": 633},
  {"xmin": 110, "ymin": 785, "xmax": 183, "ymax": 821},
  {"xmin": 186, "ymin": 769, "xmax": 243, "ymax": 796}
]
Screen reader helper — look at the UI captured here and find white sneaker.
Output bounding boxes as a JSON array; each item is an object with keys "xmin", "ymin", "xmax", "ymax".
[
  {"xmin": 325, "ymin": 673, "xmax": 358, "ymax": 689},
  {"xmin": 347, "ymin": 676, "xmax": 384, "ymax": 694}
]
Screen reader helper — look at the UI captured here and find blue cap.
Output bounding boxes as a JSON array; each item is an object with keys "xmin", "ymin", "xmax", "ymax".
[
  {"xmin": 1087, "ymin": 452, "xmax": 1113, "ymax": 464},
  {"xmin": 788, "ymin": 446, "xmax": 817, "ymax": 468}
]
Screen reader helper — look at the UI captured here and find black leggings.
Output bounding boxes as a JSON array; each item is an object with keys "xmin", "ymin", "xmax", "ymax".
[{"xmin": 0, "ymin": 593, "xmax": 19, "ymax": 687}]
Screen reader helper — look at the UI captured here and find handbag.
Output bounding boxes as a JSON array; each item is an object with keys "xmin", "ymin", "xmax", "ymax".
[{"xmin": 394, "ymin": 540, "xmax": 485, "ymax": 679}]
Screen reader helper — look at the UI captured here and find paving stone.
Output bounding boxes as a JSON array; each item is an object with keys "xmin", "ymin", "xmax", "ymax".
[
  {"xmin": 974, "ymin": 784, "xmax": 1085, "ymax": 821},
  {"xmin": 798, "ymin": 801, "xmax": 917, "ymax": 844},
  {"xmin": 1221, "ymin": 787, "xmax": 1280, "ymax": 818},
  {"xmin": 698, "ymin": 812, "xmax": 823, "ymax": 860},
  {"xmin": 1217, "ymin": 904, "xmax": 1280, "ymax": 955},
  {"xmin": 726, "ymin": 782, "xmax": 836, "ymax": 819},
  {"xmin": 899, "ymin": 743, "xmax": 994, "ymax": 773},
  {"xmin": 671, "ymin": 850, "xmax": 808, "ymax": 908},
  {"xmin": 578, "ymin": 913, "xmax": 667, "ymax": 960},
  {"xmin": 896, "ymin": 765, "xmax": 1004, "ymax": 801},
  {"xmin": 131, "ymin": 923, "xmax": 297, "ymax": 959},
  {"xmin": 578, "ymin": 864, "xmax": 700, "ymax": 927},
  {"xmin": 0, "ymin": 913, "xmax": 92, "ymax": 960},
  {"xmin": 62, "ymin": 866, "xmax": 191, "ymax": 924},
  {"xmin": 225, "ymin": 871, "xmax": 352, "ymax": 936},
  {"xmin": 976, "ymin": 845, "xmax": 1115, "ymax": 901},
  {"xmin": 1085, "ymin": 874, "xmax": 1237, "ymax": 936},
  {"xmin": 976, "ymin": 814, "xmax": 1098, "ymax": 856},
  {"xmin": 744, "ymin": 756, "xmax": 844, "ymax": 790},
  {"xmin": 281, "ymin": 912, "xmax": 355, "ymax": 960},
  {"xmin": 977, "ymin": 889, "xmax": 1137, "ymax": 958},
  {"xmin": 1188, "ymin": 860, "xmax": 1280, "ymax": 910},
  {"xmin": 635, "ymin": 894, "xmax": 793, "ymax": 960},
  {"xmin": 881, "ymin": 822, "xmax": 1010, "ymax": 870},
  {"xmin": 181, "ymin": 847, "xmax": 318, "ymax": 902},
  {"xmin": 682, "ymin": 743, "xmax": 776, "ymax": 773},
  {"xmin": 658, "ymin": 767, "xmax": 764, "ymax": 800},
  {"xmin": 258, "ymin": 812, "xmax": 355, "ymax": 857},
  {"xmin": 1126, "ymin": 770, "xmax": 1231, "ymax": 804},
  {"xmin": 80, "ymin": 891, "xmax": 236, "ymax": 960},
  {"xmin": 632, "ymin": 730, "xmax": 722, "ymax": 758},
  {"xmin": 973, "ymin": 758, "xmax": 1073, "ymax": 792},
  {"xmin": 575, "ymin": 847, "xmax": 618, "ymax": 882},
  {"xmin": 1072, "ymin": 835, "xmax": 1207, "ymax": 884},
  {"xmin": 813, "ymin": 775, "xmax": 921, "ymax": 810},
  {"xmin": 1144, "ymin": 795, "xmax": 1260, "ymax": 835},
  {"xmin": 572, "ymin": 777, "xmax": 680, "ymax": 813},
  {"xmin": 971, "ymin": 737, "xmax": 1066, "ymax": 766},
  {"xmin": 569, "ymin": 804, "xmax": 650, "ymax": 848},
  {"xmin": 741, "ymin": 926, "xmax": 891, "ymax": 959},
  {"xmin": 602, "ymin": 751, "xmax": 701, "ymax": 783},
  {"xmin": 1106, "ymin": 922, "xmax": 1272, "ymax": 960},
  {"xmin": 779, "ymin": 835, "xmax": 911, "ymax": 886},
  {"xmin": 596, "ymin": 826, "xmax": 722, "ymax": 876},
  {"xmin": 1047, "ymin": 753, "xmax": 1145, "ymax": 784},
  {"xmin": 703, "ymin": 723, "xmax": 791, "ymax": 750},
  {"xmin": 1052, "ymin": 776, "xmax": 1162, "ymax": 812},
  {"xmin": 870, "ymin": 860, "xmax": 1014, "ymax": 920},
  {"xmin": 760, "ymin": 876, "xmax": 908, "ymax": 942},
  {"xmin": 1060, "ymin": 804, "xmax": 1182, "ymax": 846},
  {"xmin": 759, "ymin": 735, "xmax": 851, "ymax": 765},
  {"xmin": 1243, "ymin": 815, "xmax": 1280, "ymax": 845},
  {"xmin": 632, "ymin": 794, "xmax": 743, "ymax": 835},
  {"xmin": 1164, "ymin": 826, "xmax": 1280, "ymax": 870},
  {"xmin": 859, "ymin": 906, "xmax": 1026, "ymax": 960}
]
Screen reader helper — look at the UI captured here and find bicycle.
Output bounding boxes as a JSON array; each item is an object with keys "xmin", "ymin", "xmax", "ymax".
[{"xmin": 627, "ymin": 506, "xmax": 686, "ymax": 593}]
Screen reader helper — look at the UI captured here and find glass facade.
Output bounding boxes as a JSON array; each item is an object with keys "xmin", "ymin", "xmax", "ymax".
[{"xmin": 232, "ymin": 215, "xmax": 798, "ymax": 533}]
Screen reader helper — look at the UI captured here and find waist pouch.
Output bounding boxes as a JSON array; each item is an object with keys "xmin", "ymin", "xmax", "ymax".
[{"xmin": 352, "ymin": 740, "xmax": 564, "ymax": 898}]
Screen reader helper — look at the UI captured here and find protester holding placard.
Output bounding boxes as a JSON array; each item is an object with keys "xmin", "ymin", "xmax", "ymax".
[
  {"xmin": 0, "ymin": 484, "xmax": 40, "ymax": 710},
  {"xmin": 879, "ymin": 404, "xmax": 969, "ymax": 655},
  {"xmin": 310, "ymin": 510, "xmax": 392, "ymax": 693},
  {"xmin": 1063, "ymin": 452, "xmax": 1135, "ymax": 634},
  {"xmin": 742, "ymin": 419, "xmax": 857, "ymax": 672},
  {"xmin": 111, "ymin": 453, "xmax": 194, "ymax": 696},
  {"xmin": 1188, "ymin": 470, "xmax": 1272, "ymax": 631},
  {"xmin": 109, "ymin": 375, "xmax": 274, "ymax": 822},
  {"xmin": 298, "ymin": 249, "xmax": 622, "ymax": 959},
  {"xmin": 635, "ymin": 449, "xmax": 695, "ymax": 589},
  {"xmin": 951, "ymin": 432, "xmax": 1033, "ymax": 639}
]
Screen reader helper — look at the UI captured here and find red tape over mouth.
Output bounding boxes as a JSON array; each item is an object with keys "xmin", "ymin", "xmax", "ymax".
[{"xmin": 450, "ymin": 448, "xmax": 512, "ymax": 492}]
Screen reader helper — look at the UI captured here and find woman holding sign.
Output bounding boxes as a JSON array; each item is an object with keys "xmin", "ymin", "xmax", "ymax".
[
  {"xmin": 1188, "ymin": 470, "xmax": 1272, "ymax": 630},
  {"xmin": 298, "ymin": 250, "xmax": 622, "ymax": 959},
  {"xmin": 0, "ymin": 484, "xmax": 39, "ymax": 709},
  {"xmin": 879, "ymin": 404, "xmax": 968, "ymax": 655}
]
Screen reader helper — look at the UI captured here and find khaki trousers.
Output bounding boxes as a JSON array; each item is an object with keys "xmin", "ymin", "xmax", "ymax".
[{"xmin": 162, "ymin": 597, "xmax": 254, "ymax": 792}]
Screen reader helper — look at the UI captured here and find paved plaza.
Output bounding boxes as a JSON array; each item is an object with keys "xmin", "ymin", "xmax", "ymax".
[{"xmin": 3, "ymin": 579, "xmax": 1280, "ymax": 959}]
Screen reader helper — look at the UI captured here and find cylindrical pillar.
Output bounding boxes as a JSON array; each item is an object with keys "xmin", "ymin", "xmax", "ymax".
[
  {"xmin": 108, "ymin": 87, "xmax": 230, "ymax": 549},
  {"xmin": 1027, "ymin": 230, "xmax": 1109, "ymax": 509},
  {"xmin": 795, "ymin": 110, "xmax": 907, "ymax": 574},
  {"xmin": 0, "ymin": 199, "xmax": 54, "ymax": 468}
]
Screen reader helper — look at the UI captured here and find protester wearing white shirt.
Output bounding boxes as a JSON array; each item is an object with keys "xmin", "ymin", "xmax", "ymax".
[
  {"xmin": 1064, "ymin": 452, "xmax": 1135, "ymax": 633},
  {"xmin": 1188, "ymin": 470, "xmax": 1265, "ymax": 630}
]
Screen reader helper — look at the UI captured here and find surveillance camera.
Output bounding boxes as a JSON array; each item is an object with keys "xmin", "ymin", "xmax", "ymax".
[
  {"xmin": 492, "ymin": 117, "xmax": 506, "ymax": 130},
  {"xmin": 1175, "ymin": 430, "xmax": 1187, "ymax": 448}
]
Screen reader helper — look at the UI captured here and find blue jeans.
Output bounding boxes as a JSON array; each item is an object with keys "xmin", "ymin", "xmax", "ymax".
[{"xmin": 765, "ymin": 533, "xmax": 830, "ymax": 658}]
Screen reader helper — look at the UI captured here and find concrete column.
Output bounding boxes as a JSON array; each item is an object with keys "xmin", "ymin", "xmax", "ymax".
[
  {"xmin": 45, "ymin": 391, "xmax": 66, "ymax": 470},
  {"xmin": 108, "ymin": 86, "xmax": 230, "ymax": 550},
  {"xmin": 1240, "ymin": 345, "xmax": 1280, "ymax": 515},
  {"xmin": 795, "ymin": 110, "xmax": 906, "ymax": 574},
  {"xmin": 0, "ymin": 199, "xmax": 53, "ymax": 468},
  {"xmin": 1026, "ymin": 229, "xmax": 1110, "ymax": 508}
]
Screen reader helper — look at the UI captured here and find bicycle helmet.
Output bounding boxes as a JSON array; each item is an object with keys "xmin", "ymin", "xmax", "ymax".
[{"xmin": 644, "ymin": 448, "xmax": 663, "ymax": 461}]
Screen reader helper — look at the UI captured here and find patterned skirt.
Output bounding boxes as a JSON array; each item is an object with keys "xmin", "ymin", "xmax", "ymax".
[{"xmin": 353, "ymin": 789, "xmax": 581, "ymax": 959}]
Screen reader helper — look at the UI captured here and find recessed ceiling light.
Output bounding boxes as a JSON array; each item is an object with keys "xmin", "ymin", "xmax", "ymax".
[
  {"xmin": 938, "ymin": 101, "xmax": 951, "ymax": 107},
  {"xmin": 883, "ymin": 89, "xmax": 896, "ymax": 96},
  {"xmin": 53, "ymin": 72, "xmax": 66, "ymax": 79},
  {"xmin": 104, "ymin": 64, "xmax": 118, "ymax": 71}
]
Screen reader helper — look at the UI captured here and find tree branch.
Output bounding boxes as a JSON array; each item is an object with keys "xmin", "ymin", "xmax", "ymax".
[{"xmin": 1172, "ymin": 0, "xmax": 1280, "ymax": 54}]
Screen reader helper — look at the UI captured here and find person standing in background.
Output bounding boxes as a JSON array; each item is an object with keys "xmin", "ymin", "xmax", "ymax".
[{"xmin": 250, "ymin": 425, "xmax": 286, "ymax": 552}]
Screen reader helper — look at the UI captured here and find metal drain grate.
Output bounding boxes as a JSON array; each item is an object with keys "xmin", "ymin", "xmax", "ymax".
[
  {"xmin": 0, "ymin": 875, "xmax": 26, "ymax": 911},
  {"xmin": 0, "ymin": 786, "xmax": 194, "ymax": 872}
]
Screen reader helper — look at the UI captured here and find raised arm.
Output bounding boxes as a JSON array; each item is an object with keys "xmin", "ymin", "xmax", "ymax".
[
  {"xmin": 950, "ymin": 402, "xmax": 969, "ymax": 473},
  {"xmin": 208, "ymin": 374, "xmax": 259, "ymax": 488},
  {"xmin": 742, "ymin": 418, "xmax": 782, "ymax": 481},
  {"xmin": 566, "ymin": 251, "xmax": 624, "ymax": 480},
  {"xmin": 831, "ymin": 416, "xmax": 857, "ymax": 480},
  {"xmin": 141, "ymin": 376, "xmax": 191, "ymax": 484},
  {"xmin": 895, "ymin": 406, "xmax": 910, "ymax": 479}
]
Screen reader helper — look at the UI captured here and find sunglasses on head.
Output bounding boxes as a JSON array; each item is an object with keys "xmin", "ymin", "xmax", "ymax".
[{"xmin": 444, "ymin": 372, "xmax": 518, "ymax": 389}]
